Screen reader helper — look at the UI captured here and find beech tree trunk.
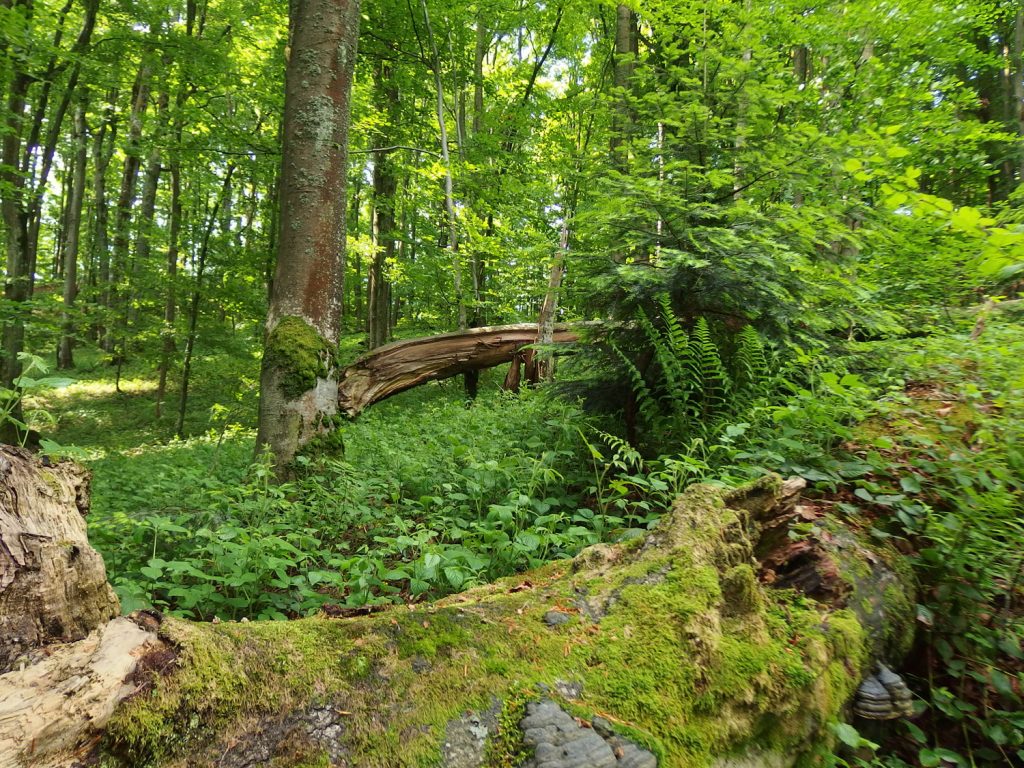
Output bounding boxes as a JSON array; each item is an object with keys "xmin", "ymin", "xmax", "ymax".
[
  {"xmin": 256, "ymin": 0, "xmax": 360, "ymax": 469},
  {"xmin": 90, "ymin": 90, "xmax": 117, "ymax": 343},
  {"xmin": 421, "ymin": 0, "xmax": 465, "ymax": 330},
  {"xmin": 0, "ymin": 468, "xmax": 915, "ymax": 768},
  {"xmin": 105, "ymin": 58, "xmax": 151, "ymax": 355}
]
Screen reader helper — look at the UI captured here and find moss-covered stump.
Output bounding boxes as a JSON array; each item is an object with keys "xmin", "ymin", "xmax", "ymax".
[{"xmin": 97, "ymin": 476, "xmax": 913, "ymax": 768}]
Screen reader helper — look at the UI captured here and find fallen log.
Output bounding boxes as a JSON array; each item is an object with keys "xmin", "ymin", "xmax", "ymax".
[
  {"xmin": 336, "ymin": 323, "xmax": 589, "ymax": 417},
  {"xmin": 0, "ymin": 447, "xmax": 916, "ymax": 768}
]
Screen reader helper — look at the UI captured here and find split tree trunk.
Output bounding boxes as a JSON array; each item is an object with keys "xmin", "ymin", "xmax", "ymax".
[
  {"xmin": 0, "ymin": 447, "xmax": 120, "ymax": 673},
  {"xmin": 0, "ymin": 465, "xmax": 915, "ymax": 768},
  {"xmin": 337, "ymin": 322, "xmax": 586, "ymax": 416}
]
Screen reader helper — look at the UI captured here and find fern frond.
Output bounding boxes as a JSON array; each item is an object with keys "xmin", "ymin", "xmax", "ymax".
[
  {"xmin": 611, "ymin": 342, "xmax": 660, "ymax": 428},
  {"xmin": 734, "ymin": 325, "xmax": 770, "ymax": 397},
  {"xmin": 637, "ymin": 307, "xmax": 689, "ymax": 409},
  {"xmin": 597, "ymin": 429, "xmax": 643, "ymax": 471},
  {"xmin": 656, "ymin": 293, "xmax": 689, "ymax": 358},
  {"xmin": 690, "ymin": 317, "xmax": 732, "ymax": 416}
]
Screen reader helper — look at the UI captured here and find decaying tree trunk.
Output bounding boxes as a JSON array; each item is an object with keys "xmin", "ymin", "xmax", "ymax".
[
  {"xmin": 0, "ymin": 454, "xmax": 915, "ymax": 768},
  {"xmin": 0, "ymin": 447, "xmax": 120, "ymax": 672},
  {"xmin": 337, "ymin": 322, "xmax": 586, "ymax": 416}
]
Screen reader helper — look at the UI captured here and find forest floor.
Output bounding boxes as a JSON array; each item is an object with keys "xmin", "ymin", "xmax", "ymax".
[{"xmin": 22, "ymin": 308, "xmax": 1024, "ymax": 765}]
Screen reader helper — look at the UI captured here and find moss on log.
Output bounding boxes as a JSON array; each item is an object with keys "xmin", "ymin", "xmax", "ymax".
[{"xmin": 91, "ymin": 475, "xmax": 913, "ymax": 768}]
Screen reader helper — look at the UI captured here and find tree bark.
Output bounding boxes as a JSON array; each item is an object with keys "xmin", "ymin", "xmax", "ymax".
[
  {"xmin": 90, "ymin": 90, "xmax": 118, "ymax": 342},
  {"xmin": 535, "ymin": 225, "xmax": 569, "ymax": 383},
  {"xmin": 256, "ymin": 0, "xmax": 360, "ymax": 469},
  {"xmin": 610, "ymin": 3, "xmax": 637, "ymax": 173},
  {"xmin": 106, "ymin": 59, "xmax": 152, "ymax": 355},
  {"xmin": 1014, "ymin": 6, "xmax": 1024, "ymax": 184},
  {"xmin": 155, "ymin": 159, "xmax": 182, "ymax": 420},
  {"xmin": 1, "ymin": 0, "xmax": 34, "ymax": 438},
  {"xmin": 57, "ymin": 98, "xmax": 89, "ymax": 369},
  {"xmin": 0, "ymin": 473, "xmax": 916, "ymax": 768}
]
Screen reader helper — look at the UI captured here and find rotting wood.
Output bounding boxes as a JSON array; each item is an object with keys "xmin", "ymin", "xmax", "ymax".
[{"xmin": 0, "ymin": 446, "xmax": 119, "ymax": 673}]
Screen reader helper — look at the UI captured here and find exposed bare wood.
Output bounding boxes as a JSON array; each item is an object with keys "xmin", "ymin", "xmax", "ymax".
[
  {"xmin": 0, "ymin": 617, "xmax": 161, "ymax": 768},
  {"xmin": 337, "ymin": 322, "xmax": 586, "ymax": 416},
  {"xmin": 0, "ymin": 447, "xmax": 119, "ymax": 673}
]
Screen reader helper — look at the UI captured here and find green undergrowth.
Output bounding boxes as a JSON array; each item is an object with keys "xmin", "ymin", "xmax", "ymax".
[
  {"xmin": 830, "ymin": 316, "xmax": 1024, "ymax": 767},
  {"xmin": 86, "ymin": 381, "xmax": 609, "ymax": 620},
  {"xmin": 102, "ymin": 481, "xmax": 874, "ymax": 768},
  {"xmin": 580, "ymin": 310, "xmax": 1024, "ymax": 766}
]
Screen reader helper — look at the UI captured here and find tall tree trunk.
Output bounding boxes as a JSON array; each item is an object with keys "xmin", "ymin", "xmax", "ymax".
[
  {"xmin": 733, "ymin": 0, "xmax": 752, "ymax": 196},
  {"xmin": 420, "ymin": 0, "xmax": 465, "ymax": 330},
  {"xmin": 53, "ymin": 167, "xmax": 69, "ymax": 281},
  {"xmin": 256, "ymin": 0, "xmax": 360, "ymax": 469},
  {"xmin": 1014, "ymin": 6, "xmax": 1024, "ymax": 184},
  {"xmin": 106, "ymin": 61, "xmax": 151, "ymax": 355},
  {"xmin": 57, "ymin": 99, "xmax": 89, "ymax": 370},
  {"xmin": 535, "ymin": 221, "xmax": 570, "ymax": 383},
  {"xmin": 90, "ymin": 90, "xmax": 117, "ymax": 341},
  {"xmin": 368, "ymin": 62, "xmax": 399, "ymax": 350},
  {"xmin": 176, "ymin": 166, "xmax": 234, "ymax": 438},
  {"xmin": 155, "ymin": 161, "xmax": 181, "ymax": 420},
  {"xmin": 1, "ymin": 0, "xmax": 34, "ymax": 441},
  {"xmin": 469, "ymin": 18, "xmax": 489, "ymax": 330},
  {"xmin": 21, "ymin": 0, "xmax": 98, "ymax": 296},
  {"xmin": 116, "ymin": 91, "xmax": 167, "ymax": 387},
  {"xmin": 349, "ymin": 171, "xmax": 363, "ymax": 328},
  {"xmin": 610, "ymin": 3, "xmax": 637, "ymax": 172},
  {"xmin": 608, "ymin": 3, "xmax": 637, "ymax": 265}
]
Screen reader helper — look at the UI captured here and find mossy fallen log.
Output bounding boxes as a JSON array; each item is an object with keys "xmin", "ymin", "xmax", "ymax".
[{"xmin": 0, "ymin": 451, "xmax": 915, "ymax": 768}]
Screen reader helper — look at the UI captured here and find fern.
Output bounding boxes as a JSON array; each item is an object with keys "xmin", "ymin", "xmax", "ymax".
[
  {"xmin": 611, "ymin": 342, "xmax": 660, "ymax": 428},
  {"xmin": 657, "ymin": 293, "xmax": 689, "ymax": 359},
  {"xmin": 734, "ymin": 325, "xmax": 770, "ymax": 399},
  {"xmin": 654, "ymin": 294, "xmax": 694, "ymax": 408},
  {"xmin": 615, "ymin": 304, "xmax": 777, "ymax": 451},
  {"xmin": 596, "ymin": 430, "xmax": 643, "ymax": 471},
  {"xmin": 637, "ymin": 307, "xmax": 690, "ymax": 413},
  {"xmin": 689, "ymin": 317, "xmax": 731, "ymax": 417}
]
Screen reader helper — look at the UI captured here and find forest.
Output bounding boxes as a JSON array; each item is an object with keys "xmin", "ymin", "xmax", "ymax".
[{"xmin": 1, "ymin": 0, "xmax": 1023, "ymax": 765}]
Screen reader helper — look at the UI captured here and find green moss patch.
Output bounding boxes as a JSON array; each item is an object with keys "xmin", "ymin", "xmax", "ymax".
[{"xmin": 264, "ymin": 316, "xmax": 335, "ymax": 399}]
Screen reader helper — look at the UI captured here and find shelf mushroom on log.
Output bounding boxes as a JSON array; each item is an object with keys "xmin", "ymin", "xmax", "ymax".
[{"xmin": 0, "ymin": 447, "xmax": 916, "ymax": 768}]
